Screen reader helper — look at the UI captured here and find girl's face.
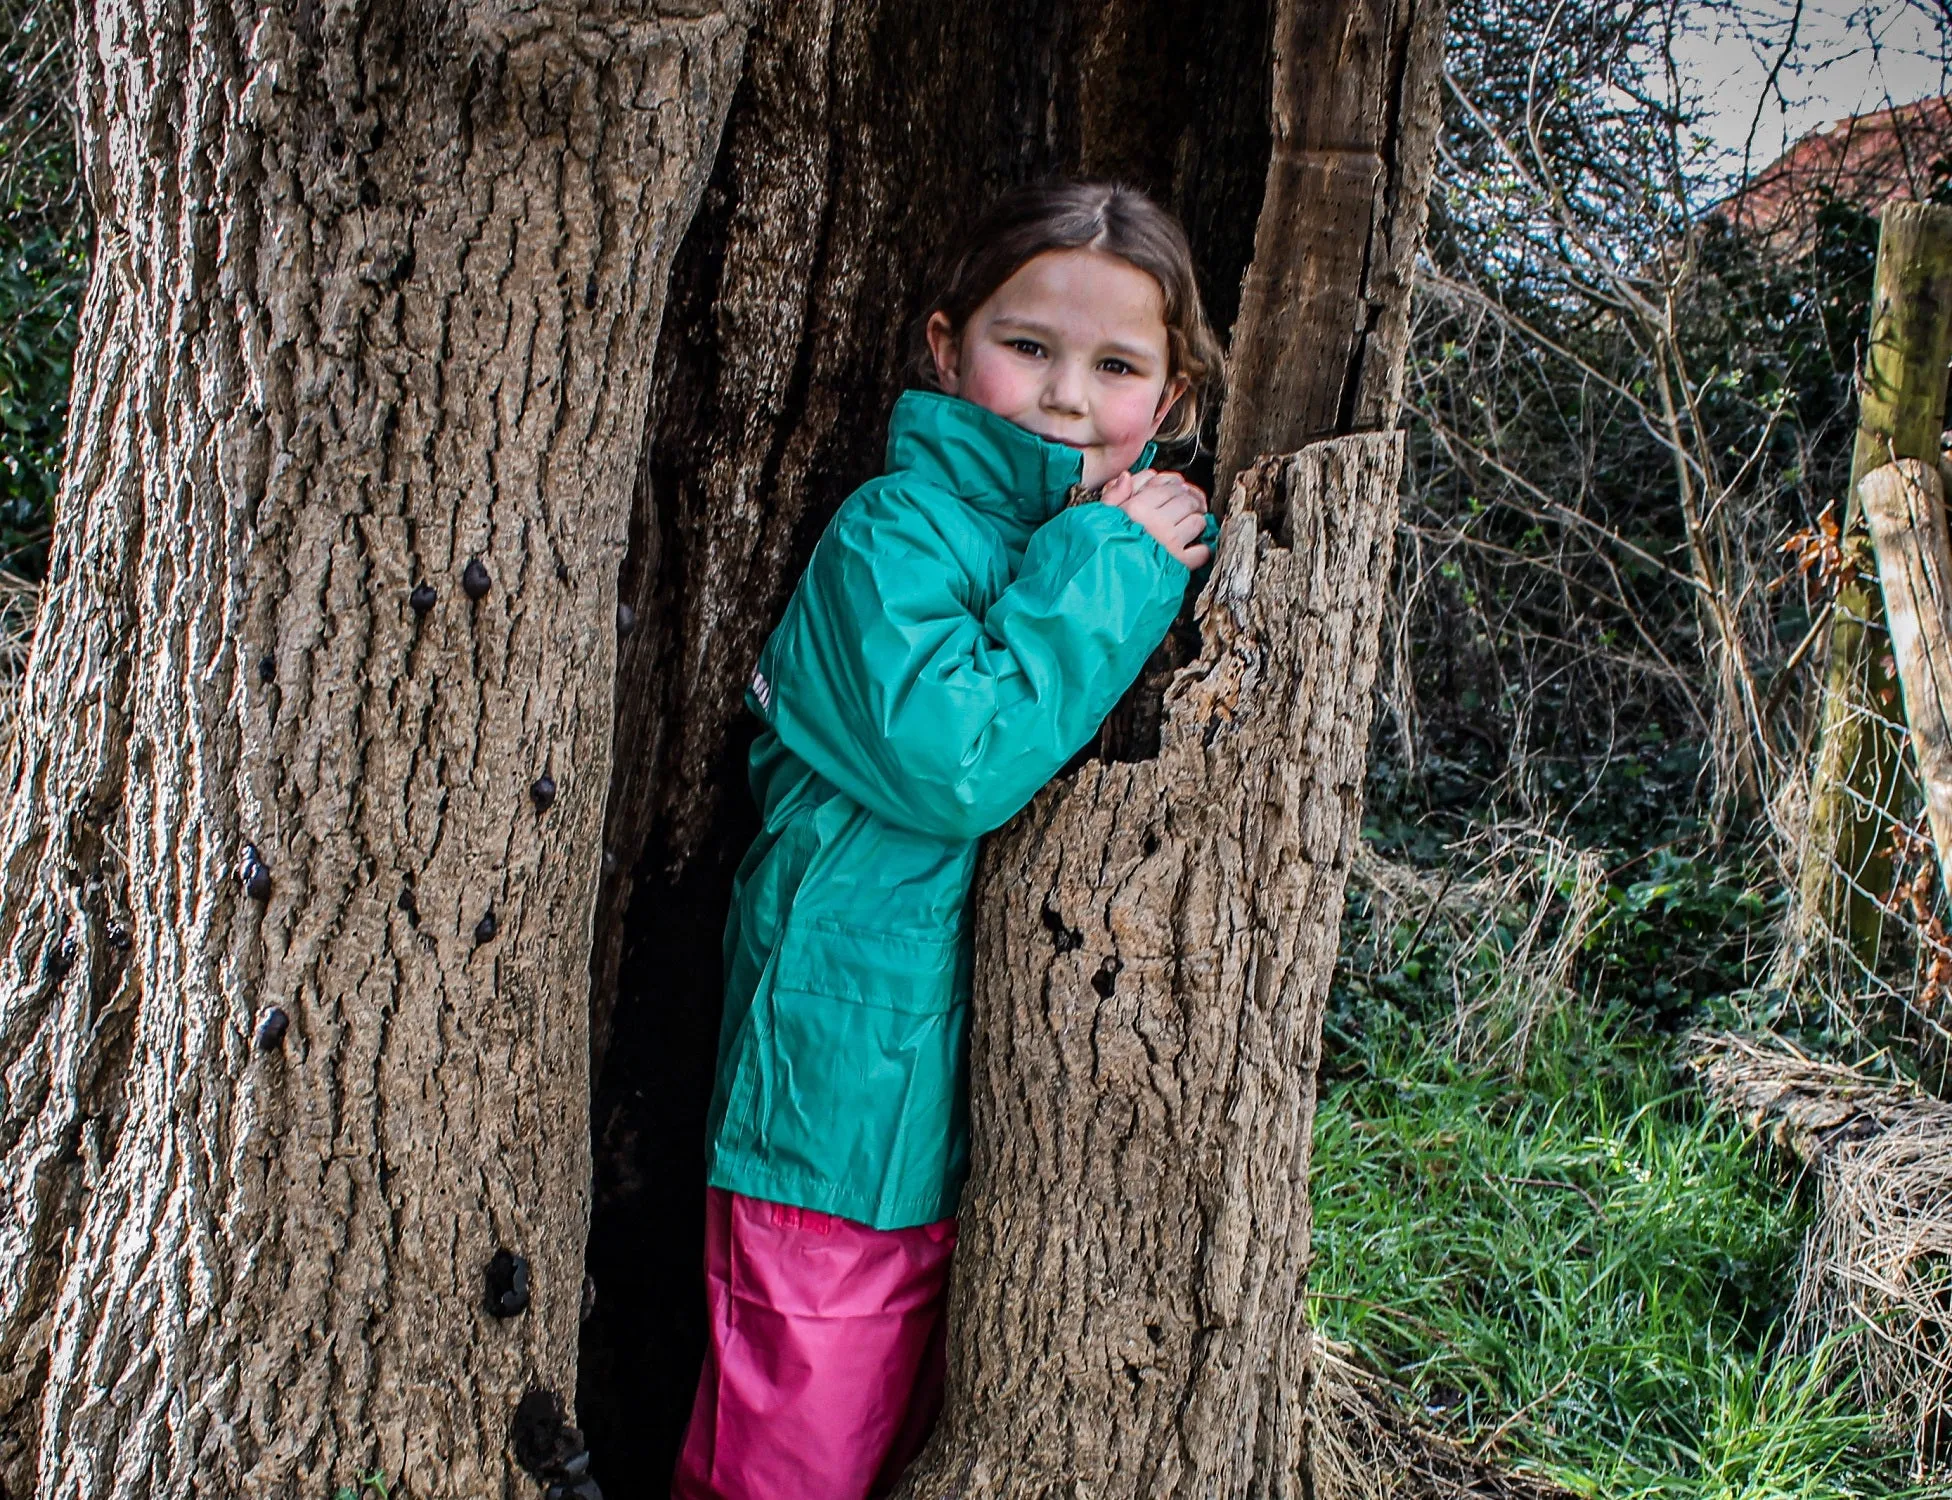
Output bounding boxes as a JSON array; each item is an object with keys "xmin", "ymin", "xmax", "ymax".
[{"xmin": 927, "ymin": 248, "xmax": 1188, "ymax": 491}]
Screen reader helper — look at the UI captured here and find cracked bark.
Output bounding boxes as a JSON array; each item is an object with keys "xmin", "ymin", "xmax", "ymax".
[{"xmin": 0, "ymin": 1, "xmax": 751, "ymax": 1495}]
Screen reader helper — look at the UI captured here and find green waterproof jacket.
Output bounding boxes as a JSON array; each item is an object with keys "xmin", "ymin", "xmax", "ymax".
[{"xmin": 702, "ymin": 389, "xmax": 1198, "ymax": 1229}]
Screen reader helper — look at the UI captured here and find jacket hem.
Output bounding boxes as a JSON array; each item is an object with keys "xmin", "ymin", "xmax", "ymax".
[{"xmin": 705, "ymin": 1149, "xmax": 963, "ymax": 1231}]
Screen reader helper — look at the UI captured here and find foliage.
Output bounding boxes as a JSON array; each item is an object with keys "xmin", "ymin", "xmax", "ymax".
[
  {"xmin": 1382, "ymin": 0, "xmax": 1898, "ymax": 832},
  {"xmin": 1313, "ymin": 980, "xmax": 1922, "ymax": 1497},
  {"xmin": 0, "ymin": 0, "xmax": 85, "ymax": 579}
]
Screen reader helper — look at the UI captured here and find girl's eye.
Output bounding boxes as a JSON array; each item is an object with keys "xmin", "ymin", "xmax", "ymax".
[
  {"xmin": 1099, "ymin": 359, "xmax": 1135, "ymax": 376},
  {"xmin": 1008, "ymin": 340, "xmax": 1045, "ymax": 358}
]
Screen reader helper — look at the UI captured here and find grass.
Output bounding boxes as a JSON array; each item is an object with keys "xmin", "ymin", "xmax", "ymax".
[{"xmin": 1312, "ymin": 859, "xmax": 1926, "ymax": 1499}]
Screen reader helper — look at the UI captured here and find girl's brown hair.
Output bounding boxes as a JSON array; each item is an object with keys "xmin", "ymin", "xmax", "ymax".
[{"xmin": 915, "ymin": 180, "xmax": 1224, "ymax": 447}]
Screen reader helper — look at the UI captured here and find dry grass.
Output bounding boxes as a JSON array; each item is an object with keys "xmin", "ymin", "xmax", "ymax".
[
  {"xmin": 1695, "ymin": 1031, "xmax": 1952, "ymax": 1481},
  {"xmin": 1347, "ymin": 826, "xmax": 1607, "ymax": 1075},
  {"xmin": 0, "ymin": 569, "xmax": 37, "ymax": 750},
  {"xmin": 1309, "ymin": 1336, "xmax": 1578, "ymax": 1500}
]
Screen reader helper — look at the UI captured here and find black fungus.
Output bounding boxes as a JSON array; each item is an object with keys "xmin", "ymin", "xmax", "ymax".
[
  {"xmin": 44, "ymin": 935, "xmax": 76, "ymax": 977},
  {"xmin": 410, "ymin": 583, "xmax": 437, "ymax": 615},
  {"xmin": 257, "ymin": 654, "xmax": 276, "ymax": 683},
  {"xmin": 1041, "ymin": 900, "xmax": 1083, "ymax": 953},
  {"xmin": 484, "ymin": 1248, "xmax": 531, "ymax": 1318},
  {"xmin": 462, "ymin": 559, "xmax": 492, "ymax": 600},
  {"xmin": 531, "ymin": 775, "xmax": 557, "ymax": 812},
  {"xmin": 601, "ymin": 849, "xmax": 618, "ymax": 878},
  {"xmin": 239, "ymin": 845, "xmax": 273, "ymax": 902},
  {"xmin": 474, "ymin": 908, "xmax": 498, "ymax": 945},
  {"xmin": 254, "ymin": 1006, "xmax": 289, "ymax": 1050},
  {"xmin": 1091, "ymin": 957, "xmax": 1121, "ymax": 998},
  {"xmin": 583, "ymin": 274, "xmax": 597, "ymax": 310},
  {"xmin": 616, "ymin": 603, "xmax": 637, "ymax": 636},
  {"xmin": 511, "ymin": 1390, "xmax": 586, "ymax": 1481}
]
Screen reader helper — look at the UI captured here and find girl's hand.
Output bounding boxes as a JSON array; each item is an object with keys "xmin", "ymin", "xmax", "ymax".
[{"xmin": 1102, "ymin": 469, "xmax": 1212, "ymax": 569}]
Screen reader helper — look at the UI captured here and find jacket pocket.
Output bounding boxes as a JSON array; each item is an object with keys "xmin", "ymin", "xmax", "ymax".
[{"xmin": 774, "ymin": 918, "xmax": 964, "ymax": 1015}]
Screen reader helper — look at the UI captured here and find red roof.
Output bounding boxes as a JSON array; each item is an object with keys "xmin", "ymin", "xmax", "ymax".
[{"xmin": 1718, "ymin": 95, "xmax": 1952, "ymax": 255}]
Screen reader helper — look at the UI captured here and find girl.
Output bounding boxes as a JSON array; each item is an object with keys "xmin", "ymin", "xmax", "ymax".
[{"xmin": 672, "ymin": 180, "xmax": 1223, "ymax": 1500}]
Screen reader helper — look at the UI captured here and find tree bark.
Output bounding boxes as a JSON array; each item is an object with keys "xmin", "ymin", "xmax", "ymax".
[
  {"xmin": 0, "ymin": 2, "xmax": 751, "ymax": 1495},
  {"xmin": 898, "ymin": 435, "xmax": 1402, "ymax": 1498},
  {"xmin": 1214, "ymin": 0, "xmax": 1446, "ymax": 493}
]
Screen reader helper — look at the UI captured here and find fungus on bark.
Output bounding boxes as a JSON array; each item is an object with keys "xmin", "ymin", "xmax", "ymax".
[
  {"xmin": 615, "ymin": 603, "xmax": 636, "ymax": 636},
  {"xmin": 484, "ymin": 1249, "xmax": 531, "ymax": 1318},
  {"xmin": 43, "ymin": 935, "xmax": 75, "ymax": 977},
  {"xmin": 409, "ymin": 582, "xmax": 437, "ymax": 615},
  {"xmin": 238, "ymin": 846, "xmax": 272, "ymax": 902},
  {"xmin": 510, "ymin": 1388, "xmax": 599, "ymax": 1500},
  {"xmin": 531, "ymin": 775, "xmax": 557, "ymax": 812},
  {"xmin": 256, "ymin": 654, "xmax": 275, "ymax": 683},
  {"xmin": 462, "ymin": 559, "xmax": 492, "ymax": 600},
  {"xmin": 474, "ymin": 909, "xmax": 499, "ymax": 945},
  {"xmin": 254, "ymin": 1007, "xmax": 289, "ymax": 1050}
]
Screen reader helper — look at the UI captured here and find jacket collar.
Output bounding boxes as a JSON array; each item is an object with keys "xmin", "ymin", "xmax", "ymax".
[{"xmin": 884, "ymin": 389, "xmax": 1155, "ymax": 529}]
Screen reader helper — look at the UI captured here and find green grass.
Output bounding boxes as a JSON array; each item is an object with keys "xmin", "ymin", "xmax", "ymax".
[{"xmin": 1310, "ymin": 998, "xmax": 1924, "ymax": 1497}]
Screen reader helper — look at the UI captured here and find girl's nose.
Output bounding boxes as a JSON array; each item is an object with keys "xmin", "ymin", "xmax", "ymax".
[{"xmin": 1042, "ymin": 360, "xmax": 1089, "ymax": 416}]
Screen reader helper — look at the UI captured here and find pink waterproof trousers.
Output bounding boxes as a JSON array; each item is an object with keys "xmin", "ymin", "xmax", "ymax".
[{"xmin": 671, "ymin": 1188, "xmax": 957, "ymax": 1500}]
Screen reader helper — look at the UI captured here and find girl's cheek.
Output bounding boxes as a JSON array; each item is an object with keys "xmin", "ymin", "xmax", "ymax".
[
  {"xmin": 1108, "ymin": 385, "xmax": 1171, "ymax": 445},
  {"xmin": 960, "ymin": 355, "xmax": 1036, "ymax": 419}
]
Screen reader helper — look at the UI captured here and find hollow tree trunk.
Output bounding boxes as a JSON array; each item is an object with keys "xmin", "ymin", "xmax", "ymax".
[
  {"xmin": 897, "ymin": 437, "xmax": 1402, "ymax": 1498},
  {"xmin": 0, "ymin": 2, "xmax": 750, "ymax": 1495},
  {"xmin": 578, "ymin": 0, "xmax": 1277, "ymax": 1471}
]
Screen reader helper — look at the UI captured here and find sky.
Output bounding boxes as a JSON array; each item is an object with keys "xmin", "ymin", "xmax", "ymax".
[{"xmin": 1671, "ymin": 0, "xmax": 1949, "ymax": 178}]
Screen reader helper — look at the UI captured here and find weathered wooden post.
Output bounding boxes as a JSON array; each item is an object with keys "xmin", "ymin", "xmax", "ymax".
[
  {"xmin": 1860, "ymin": 459, "xmax": 1952, "ymax": 898},
  {"xmin": 1793, "ymin": 202, "xmax": 1952, "ymax": 971}
]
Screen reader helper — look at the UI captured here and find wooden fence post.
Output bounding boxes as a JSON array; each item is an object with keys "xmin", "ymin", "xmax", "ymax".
[
  {"xmin": 1793, "ymin": 202, "xmax": 1952, "ymax": 971},
  {"xmin": 1860, "ymin": 459, "xmax": 1952, "ymax": 900}
]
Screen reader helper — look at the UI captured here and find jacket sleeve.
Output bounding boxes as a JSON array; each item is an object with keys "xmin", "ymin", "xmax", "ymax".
[{"xmin": 755, "ymin": 485, "xmax": 1191, "ymax": 841}]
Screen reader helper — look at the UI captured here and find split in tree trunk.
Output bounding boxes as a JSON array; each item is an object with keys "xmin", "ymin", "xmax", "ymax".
[{"xmin": 580, "ymin": 0, "xmax": 1279, "ymax": 1473}]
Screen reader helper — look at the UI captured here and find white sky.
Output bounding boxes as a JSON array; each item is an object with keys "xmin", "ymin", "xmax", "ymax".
[{"xmin": 1671, "ymin": 0, "xmax": 1950, "ymax": 180}]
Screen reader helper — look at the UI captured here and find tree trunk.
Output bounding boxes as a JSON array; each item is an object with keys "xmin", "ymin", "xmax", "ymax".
[
  {"xmin": 0, "ymin": 2, "xmax": 751, "ymax": 1495},
  {"xmin": 897, "ymin": 437, "xmax": 1402, "ymax": 1498},
  {"xmin": 1792, "ymin": 203, "xmax": 1952, "ymax": 973},
  {"xmin": 890, "ymin": 0, "xmax": 1440, "ymax": 1486}
]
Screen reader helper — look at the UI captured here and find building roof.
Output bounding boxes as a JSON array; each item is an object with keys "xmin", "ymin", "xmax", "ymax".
[{"xmin": 1717, "ymin": 95, "xmax": 1952, "ymax": 255}]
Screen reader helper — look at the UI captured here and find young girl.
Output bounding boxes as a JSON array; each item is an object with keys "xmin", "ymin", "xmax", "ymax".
[{"xmin": 672, "ymin": 180, "xmax": 1223, "ymax": 1500}]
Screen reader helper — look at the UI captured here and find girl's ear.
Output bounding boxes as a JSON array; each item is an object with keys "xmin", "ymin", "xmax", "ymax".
[
  {"xmin": 1151, "ymin": 373, "xmax": 1190, "ymax": 434},
  {"xmin": 925, "ymin": 311, "xmax": 962, "ymax": 394}
]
